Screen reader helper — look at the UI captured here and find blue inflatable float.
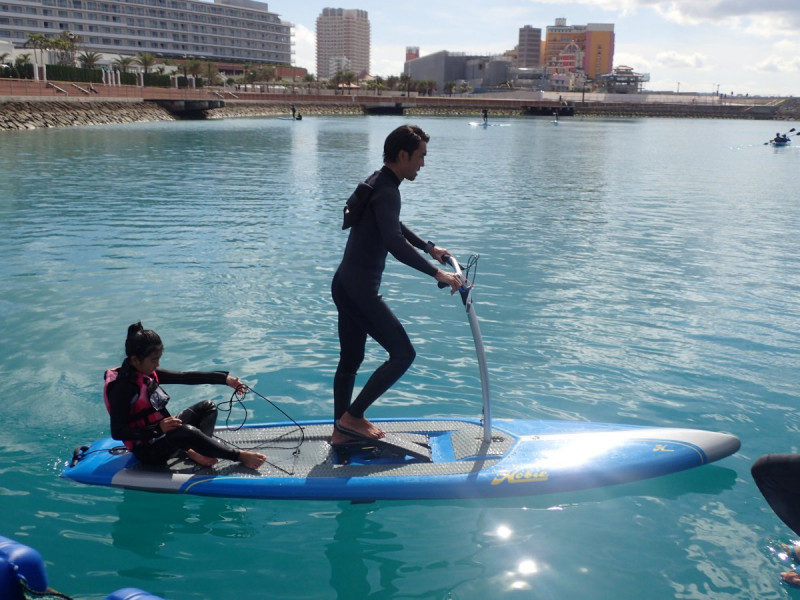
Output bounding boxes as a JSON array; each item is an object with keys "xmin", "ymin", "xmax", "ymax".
[{"xmin": 0, "ymin": 535, "xmax": 163, "ymax": 600}]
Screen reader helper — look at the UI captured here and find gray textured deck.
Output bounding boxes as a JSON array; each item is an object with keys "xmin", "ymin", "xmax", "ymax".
[{"xmin": 136, "ymin": 420, "xmax": 513, "ymax": 479}]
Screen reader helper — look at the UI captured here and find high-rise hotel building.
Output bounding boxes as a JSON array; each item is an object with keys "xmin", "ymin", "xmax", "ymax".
[
  {"xmin": 0, "ymin": 0, "xmax": 293, "ymax": 65},
  {"xmin": 315, "ymin": 7, "xmax": 369, "ymax": 79}
]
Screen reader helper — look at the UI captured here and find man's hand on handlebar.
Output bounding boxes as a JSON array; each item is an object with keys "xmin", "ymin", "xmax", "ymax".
[{"xmin": 435, "ymin": 269, "xmax": 462, "ymax": 293}]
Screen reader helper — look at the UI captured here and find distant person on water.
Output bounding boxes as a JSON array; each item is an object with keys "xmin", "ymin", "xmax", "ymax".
[
  {"xmin": 104, "ymin": 322, "xmax": 267, "ymax": 469},
  {"xmin": 291, "ymin": 104, "xmax": 297, "ymax": 119},
  {"xmin": 330, "ymin": 124, "xmax": 461, "ymax": 445},
  {"xmin": 752, "ymin": 454, "xmax": 800, "ymax": 586},
  {"xmin": 482, "ymin": 108, "xmax": 488, "ymax": 124}
]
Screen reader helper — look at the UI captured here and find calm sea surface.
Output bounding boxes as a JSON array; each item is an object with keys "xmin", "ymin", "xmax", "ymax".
[{"xmin": 1, "ymin": 114, "xmax": 799, "ymax": 599}]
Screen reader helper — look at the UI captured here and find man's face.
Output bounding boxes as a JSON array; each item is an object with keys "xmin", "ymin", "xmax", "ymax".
[{"xmin": 398, "ymin": 141, "xmax": 427, "ymax": 181}]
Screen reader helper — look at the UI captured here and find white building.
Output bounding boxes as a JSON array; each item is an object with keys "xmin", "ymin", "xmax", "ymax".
[{"xmin": 0, "ymin": 0, "xmax": 293, "ymax": 65}]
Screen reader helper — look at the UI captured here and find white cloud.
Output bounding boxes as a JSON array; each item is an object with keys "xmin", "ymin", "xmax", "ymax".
[
  {"xmin": 656, "ymin": 50, "xmax": 709, "ymax": 70},
  {"xmin": 749, "ymin": 55, "xmax": 800, "ymax": 74},
  {"xmin": 293, "ymin": 24, "xmax": 315, "ymax": 72}
]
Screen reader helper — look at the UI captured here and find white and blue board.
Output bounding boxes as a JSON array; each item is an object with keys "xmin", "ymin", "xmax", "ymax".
[
  {"xmin": 61, "ymin": 255, "xmax": 740, "ymax": 501},
  {"xmin": 61, "ymin": 418, "xmax": 739, "ymax": 501}
]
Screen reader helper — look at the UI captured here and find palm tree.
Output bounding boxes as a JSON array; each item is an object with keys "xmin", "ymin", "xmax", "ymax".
[
  {"xmin": 112, "ymin": 56, "xmax": 134, "ymax": 73},
  {"xmin": 399, "ymin": 73, "xmax": 412, "ymax": 96},
  {"xmin": 24, "ymin": 33, "xmax": 50, "ymax": 66},
  {"xmin": 373, "ymin": 75, "xmax": 384, "ymax": 96},
  {"xmin": 341, "ymin": 70, "xmax": 357, "ymax": 94},
  {"xmin": 133, "ymin": 52, "xmax": 156, "ymax": 74},
  {"xmin": 51, "ymin": 31, "xmax": 80, "ymax": 66},
  {"xmin": 15, "ymin": 53, "xmax": 33, "ymax": 78},
  {"xmin": 78, "ymin": 50, "xmax": 102, "ymax": 69}
]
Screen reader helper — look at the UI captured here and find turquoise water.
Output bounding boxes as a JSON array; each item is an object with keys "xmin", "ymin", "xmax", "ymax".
[{"xmin": 1, "ymin": 114, "xmax": 799, "ymax": 599}]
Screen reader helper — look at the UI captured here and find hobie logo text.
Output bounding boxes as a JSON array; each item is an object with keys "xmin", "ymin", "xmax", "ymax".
[{"xmin": 491, "ymin": 469, "xmax": 548, "ymax": 485}]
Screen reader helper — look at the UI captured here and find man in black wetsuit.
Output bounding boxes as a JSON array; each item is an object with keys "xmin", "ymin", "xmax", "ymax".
[{"xmin": 331, "ymin": 124, "xmax": 462, "ymax": 444}]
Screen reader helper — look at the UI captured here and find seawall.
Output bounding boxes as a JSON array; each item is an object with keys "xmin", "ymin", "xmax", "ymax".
[{"xmin": 2, "ymin": 94, "xmax": 798, "ymax": 132}]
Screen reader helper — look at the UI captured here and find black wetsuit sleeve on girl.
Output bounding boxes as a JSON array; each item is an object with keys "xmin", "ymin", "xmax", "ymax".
[{"xmin": 107, "ymin": 369, "xmax": 229, "ymax": 443}]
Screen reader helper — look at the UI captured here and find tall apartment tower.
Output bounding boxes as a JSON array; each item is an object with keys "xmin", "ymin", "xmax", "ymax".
[
  {"xmin": 518, "ymin": 25, "xmax": 542, "ymax": 68},
  {"xmin": 316, "ymin": 8, "xmax": 371, "ymax": 79}
]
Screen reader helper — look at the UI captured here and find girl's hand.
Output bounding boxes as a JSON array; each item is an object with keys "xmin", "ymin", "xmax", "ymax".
[
  {"xmin": 226, "ymin": 375, "xmax": 247, "ymax": 393},
  {"xmin": 159, "ymin": 417, "xmax": 182, "ymax": 432}
]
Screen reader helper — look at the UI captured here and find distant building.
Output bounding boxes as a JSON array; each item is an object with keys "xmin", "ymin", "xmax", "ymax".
[
  {"xmin": 544, "ymin": 18, "xmax": 614, "ymax": 82},
  {"xmin": 405, "ymin": 46, "xmax": 419, "ymax": 62},
  {"xmin": 517, "ymin": 25, "xmax": 541, "ymax": 68},
  {"xmin": 0, "ymin": 0, "xmax": 293, "ymax": 65},
  {"xmin": 315, "ymin": 7, "xmax": 370, "ymax": 79},
  {"xmin": 596, "ymin": 65, "xmax": 649, "ymax": 93},
  {"xmin": 405, "ymin": 50, "xmax": 512, "ymax": 94}
]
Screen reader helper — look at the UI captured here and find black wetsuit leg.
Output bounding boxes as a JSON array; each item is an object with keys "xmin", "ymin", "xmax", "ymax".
[
  {"xmin": 332, "ymin": 273, "xmax": 416, "ymax": 420},
  {"xmin": 752, "ymin": 454, "xmax": 800, "ymax": 537},
  {"xmin": 133, "ymin": 400, "xmax": 239, "ymax": 465}
]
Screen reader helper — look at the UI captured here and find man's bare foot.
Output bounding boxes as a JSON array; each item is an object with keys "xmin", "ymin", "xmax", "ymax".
[
  {"xmin": 330, "ymin": 429, "xmax": 357, "ymax": 446},
  {"xmin": 187, "ymin": 449, "xmax": 218, "ymax": 467},
  {"xmin": 337, "ymin": 412, "xmax": 385, "ymax": 439},
  {"xmin": 782, "ymin": 569, "xmax": 800, "ymax": 587},
  {"xmin": 238, "ymin": 450, "xmax": 267, "ymax": 470}
]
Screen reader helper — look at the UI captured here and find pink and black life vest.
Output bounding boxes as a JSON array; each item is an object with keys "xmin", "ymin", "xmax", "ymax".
[{"xmin": 104, "ymin": 368, "xmax": 167, "ymax": 450}]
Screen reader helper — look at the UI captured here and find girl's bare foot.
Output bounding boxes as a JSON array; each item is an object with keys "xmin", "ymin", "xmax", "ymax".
[
  {"xmin": 782, "ymin": 569, "xmax": 800, "ymax": 587},
  {"xmin": 238, "ymin": 450, "xmax": 267, "ymax": 470},
  {"xmin": 781, "ymin": 544, "xmax": 800, "ymax": 562},
  {"xmin": 187, "ymin": 449, "xmax": 218, "ymax": 467}
]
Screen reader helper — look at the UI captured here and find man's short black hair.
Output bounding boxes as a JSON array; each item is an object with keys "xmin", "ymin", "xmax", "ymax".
[{"xmin": 383, "ymin": 125, "xmax": 430, "ymax": 163}]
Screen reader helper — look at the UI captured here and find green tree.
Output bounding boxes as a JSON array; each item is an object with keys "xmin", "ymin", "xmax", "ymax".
[
  {"xmin": 15, "ymin": 53, "xmax": 33, "ymax": 78},
  {"xmin": 399, "ymin": 73, "xmax": 412, "ymax": 96},
  {"xmin": 24, "ymin": 33, "xmax": 50, "ymax": 66},
  {"xmin": 133, "ymin": 52, "xmax": 156, "ymax": 74},
  {"xmin": 51, "ymin": 31, "xmax": 80, "ymax": 66},
  {"xmin": 112, "ymin": 55, "xmax": 134, "ymax": 73},
  {"xmin": 342, "ymin": 70, "xmax": 357, "ymax": 94},
  {"xmin": 77, "ymin": 50, "xmax": 102, "ymax": 69}
]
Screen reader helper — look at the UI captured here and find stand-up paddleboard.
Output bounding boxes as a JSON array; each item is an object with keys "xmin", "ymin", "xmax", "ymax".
[
  {"xmin": 468, "ymin": 122, "xmax": 509, "ymax": 127},
  {"xmin": 61, "ymin": 255, "xmax": 740, "ymax": 501},
  {"xmin": 62, "ymin": 418, "xmax": 739, "ymax": 501}
]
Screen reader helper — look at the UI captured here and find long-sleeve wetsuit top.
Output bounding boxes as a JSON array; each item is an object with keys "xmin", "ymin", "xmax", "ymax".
[
  {"xmin": 336, "ymin": 165, "xmax": 437, "ymax": 292},
  {"xmin": 107, "ymin": 368, "xmax": 228, "ymax": 444}
]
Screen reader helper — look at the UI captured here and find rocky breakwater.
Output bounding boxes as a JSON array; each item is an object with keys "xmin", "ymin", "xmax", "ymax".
[
  {"xmin": 0, "ymin": 99, "xmax": 175, "ymax": 131},
  {"xmin": 208, "ymin": 101, "xmax": 363, "ymax": 119}
]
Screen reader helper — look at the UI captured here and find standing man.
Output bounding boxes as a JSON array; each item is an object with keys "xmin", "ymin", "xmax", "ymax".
[{"xmin": 331, "ymin": 124, "xmax": 461, "ymax": 444}]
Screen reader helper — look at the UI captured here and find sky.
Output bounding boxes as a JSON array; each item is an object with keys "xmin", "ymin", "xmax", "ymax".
[{"xmin": 272, "ymin": 0, "xmax": 799, "ymax": 97}]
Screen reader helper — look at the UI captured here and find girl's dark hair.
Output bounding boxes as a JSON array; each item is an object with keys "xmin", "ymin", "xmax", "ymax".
[
  {"xmin": 383, "ymin": 124, "xmax": 430, "ymax": 163},
  {"xmin": 124, "ymin": 321, "xmax": 163, "ymax": 361}
]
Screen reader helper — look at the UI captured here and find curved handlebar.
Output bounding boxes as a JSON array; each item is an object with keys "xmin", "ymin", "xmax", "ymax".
[{"xmin": 437, "ymin": 253, "xmax": 465, "ymax": 289}]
